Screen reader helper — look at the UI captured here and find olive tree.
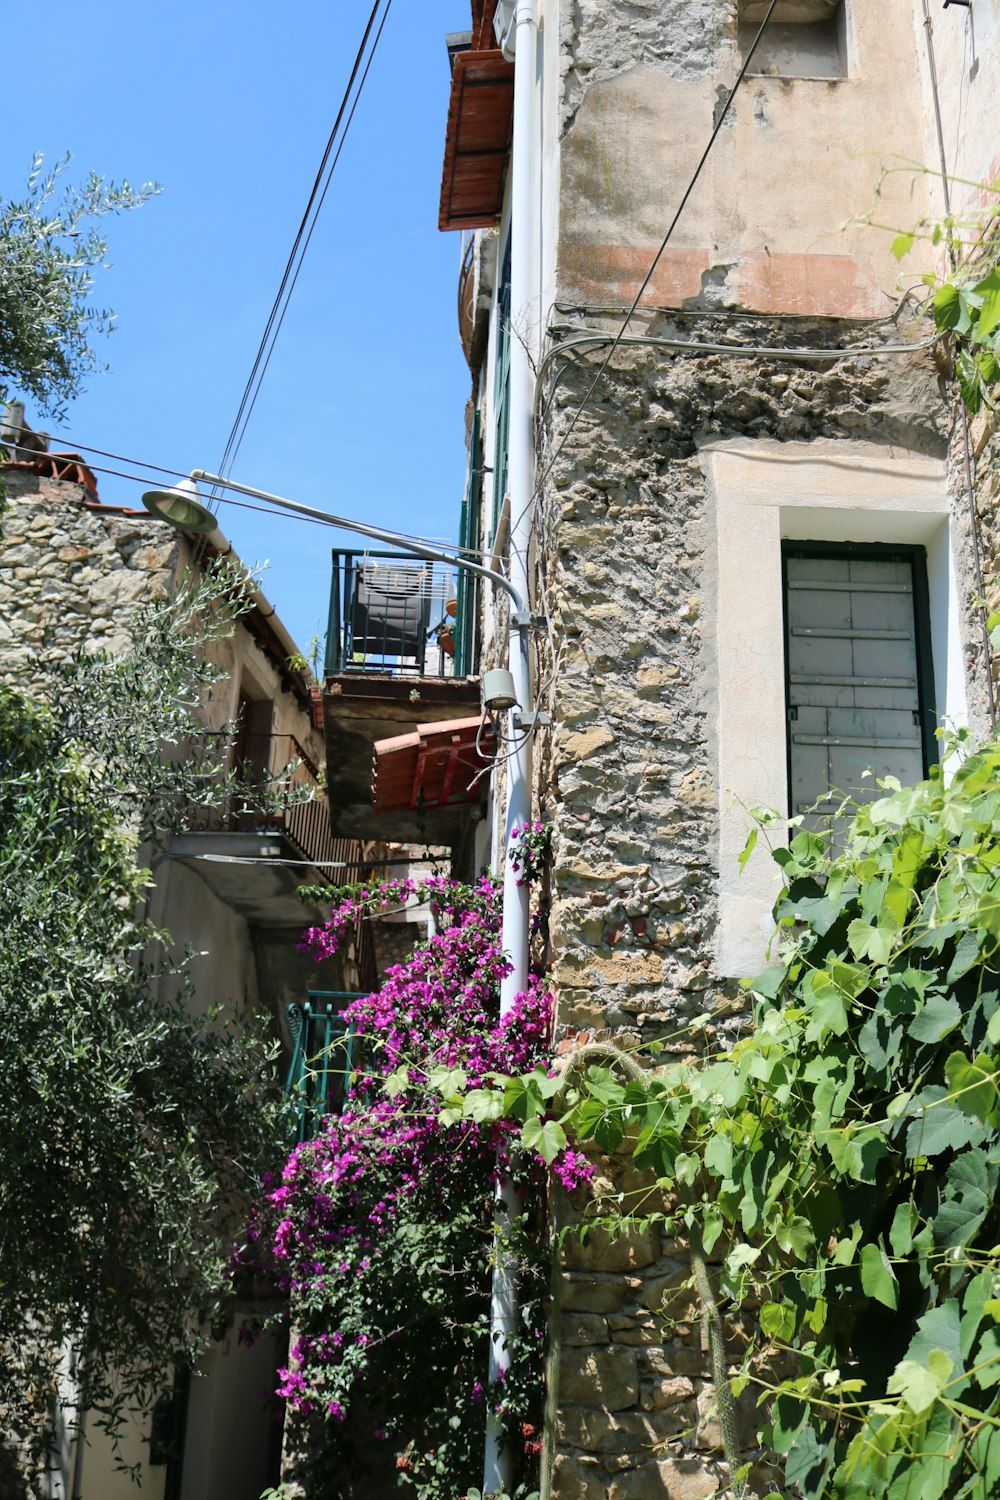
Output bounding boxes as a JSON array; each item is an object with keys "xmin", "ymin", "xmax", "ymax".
[
  {"xmin": 0, "ymin": 153, "xmax": 158, "ymax": 417},
  {"xmin": 0, "ymin": 568, "xmax": 288, "ymax": 1486}
]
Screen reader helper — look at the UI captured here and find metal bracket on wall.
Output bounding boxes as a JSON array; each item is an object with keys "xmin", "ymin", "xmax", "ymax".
[
  {"xmin": 512, "ymin": 709, "xmax": 551, "ymax": 732},
  {"xmin": 510, "ymin": 610, "xmax": 548, "ymax": 631}
]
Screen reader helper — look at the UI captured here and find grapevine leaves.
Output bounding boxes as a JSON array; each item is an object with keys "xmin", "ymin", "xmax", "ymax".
[
  {"xmin": 927, "ymin": 261, "xmax": 1000, "ymax": 413},
  {"xmin": 506, "ymin": 741, "xmax": 1000, "ymax": 1499}
]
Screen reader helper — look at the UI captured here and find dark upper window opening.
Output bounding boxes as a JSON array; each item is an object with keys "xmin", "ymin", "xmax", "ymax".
[{"xmin": 739, "ymin": 0, "xmax": 849, "ymax": 80}]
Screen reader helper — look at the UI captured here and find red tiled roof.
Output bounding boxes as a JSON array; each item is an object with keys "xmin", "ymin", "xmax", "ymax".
[
  {"xmin": 3, "ymin": 451, "xmax": 98, "ymax": 497},
  {"xmin": 372, "ymin": 715, "xmax": 496, "ymax": 814}
]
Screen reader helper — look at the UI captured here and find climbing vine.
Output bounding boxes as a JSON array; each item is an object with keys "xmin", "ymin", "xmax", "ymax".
[
  {"xmin": 888, "ymin": 174, "xmax": 1000, "ymax": 415},
  {"xmin": 443, "ymin": 739, "xmax": 1000, "ymax": 1498}
]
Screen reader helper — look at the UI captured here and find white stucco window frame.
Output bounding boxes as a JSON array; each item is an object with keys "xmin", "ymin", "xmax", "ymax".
[{"xmin": 699, "ymin": 436, "xmax": 968, "ymax": 978}]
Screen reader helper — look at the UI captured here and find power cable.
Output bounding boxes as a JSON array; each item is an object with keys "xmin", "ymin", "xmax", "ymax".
[
  {"xmin": 213, "ymin": 0, "xmax": 392, "ymax": 498},
  {"xmin": 40, "ymin": 434, "xmax": 494, "ymax": 561},
  {"xmin": 920, "ymin": 0, "xmax": 997, "ymax": 730},
  {"xmin": 534, "ymin": 327, "xmax": 942, "ymax": 415}
]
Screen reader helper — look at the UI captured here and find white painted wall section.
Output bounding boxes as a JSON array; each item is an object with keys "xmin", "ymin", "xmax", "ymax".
[{"xmin": 700, "ymin": 436, "xmax": 964, "ymax": 977}]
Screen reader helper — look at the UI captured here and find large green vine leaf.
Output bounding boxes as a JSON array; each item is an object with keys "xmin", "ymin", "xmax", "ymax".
[{"xmin": 511, "ymin": 737, "xmax": 1000, "ymax": 1499}]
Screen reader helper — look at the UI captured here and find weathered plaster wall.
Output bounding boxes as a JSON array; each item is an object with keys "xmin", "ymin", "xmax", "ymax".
[
  {"xmin": 913, "ymin": 0, "xmax": 1000, "ymax": 217},
  {"xmin": 558, "ymin": 0, "xmax": 933, "ymax": 317}
]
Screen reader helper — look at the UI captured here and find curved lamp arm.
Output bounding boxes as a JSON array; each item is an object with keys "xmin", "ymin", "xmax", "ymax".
[{"xmin": 142, "ymin": 469, "xmax": 524, "ymax": 613}]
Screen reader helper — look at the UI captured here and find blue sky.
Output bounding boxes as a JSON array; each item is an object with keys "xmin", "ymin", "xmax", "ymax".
[{"xmin": 3, "ymin": 1, "xmax": 472, "ymax": 656}]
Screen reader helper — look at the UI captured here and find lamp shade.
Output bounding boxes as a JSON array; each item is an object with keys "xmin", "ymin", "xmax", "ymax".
[{"xmin": 141, "ymin": 477, "xmax": 217, "ymax": 534}]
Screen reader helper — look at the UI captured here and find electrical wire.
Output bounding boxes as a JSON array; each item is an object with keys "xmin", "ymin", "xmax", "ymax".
[
  {"xmin": 165, "ymin": 853, "xmax": 356, "ymax": 868},
  {"xmin": 550, "ymin": 292, "xmax": 924, "ymax": 326},
  {"xmin": 213, "ymin": 0, "xmax": 392, "ymax": 498},
  {"xmin": 469, "ymin": 709, "xmax": 497, "ymax": 792},
  {"xmin": 48, "ymin": 438, "xmax": 191, "ymax": 480},
  {"xmin": 533, "ymin": 327, "xmax": 942, "ymax": 420},
  {"xmin": 920, "ymin": 0, "xmax": 997, "ymax": 731},
  {"xmin": 521, "ymin": 0, "xmax": 781, "ymax": 522},
  {"xmin": 33, "ymin": 453, "xmax": 341, "ymax": 527},
  {"xmin": 45, "ymin": 432, "xmax": 501, "ymax": 564},
  {"xmin": 7, "ymin": 442, "xmax": 524, "ymax": 770}
]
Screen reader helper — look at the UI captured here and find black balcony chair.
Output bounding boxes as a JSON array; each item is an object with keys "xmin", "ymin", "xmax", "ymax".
[{"xmin": 349, "ymin": 562, "xmax": 431, "ymax": 672}]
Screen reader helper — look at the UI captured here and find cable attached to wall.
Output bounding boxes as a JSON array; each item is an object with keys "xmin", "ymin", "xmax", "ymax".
[
  {"xmin": 921, "ymin": 0, "xmax": 997, "ymax": 732},
  {"xmin": 517, "ymin": 0, "xmax": 781, "ymax": 539},
  {"xmin": 213, "ymin": 0, "xmax": 393, "ymax": 498}
]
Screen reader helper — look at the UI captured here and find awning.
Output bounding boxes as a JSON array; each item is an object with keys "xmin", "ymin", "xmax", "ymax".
[
  {"xmin": 438, "ymin": 48, "xmax": 514, "ymax": 232},
  {"xmin": 372, "ymin": 716, "xmax": 496, "ymax": 814}
]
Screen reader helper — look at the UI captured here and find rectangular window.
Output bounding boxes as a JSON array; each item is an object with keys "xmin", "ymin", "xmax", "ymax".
[
  {"xmin": 233, "ymin": 691, "xmax": 274, "ymax": 781},
  {"xmin": 783, "ymin": 542, "xmax": 937, "ymax": 828},
  {"xmin": 739, "ymin": 0, "xmax": 848, "ymax": 79}
]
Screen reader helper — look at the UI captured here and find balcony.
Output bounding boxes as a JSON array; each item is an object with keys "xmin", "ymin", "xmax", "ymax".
[
  {"xmin": 284, "ymin": 992, "xmax": 361, "ymax": 1141},
  {"xmin": 324, "ymin": 549, "xmax": 478, "ymax": 680},
  {"xmin": 171, "ymin": 734, "xmax": 367, "ymax": 929},
  {"xmin": 322, "ymin": 549, "xmax": 487, "ymax": 847}
]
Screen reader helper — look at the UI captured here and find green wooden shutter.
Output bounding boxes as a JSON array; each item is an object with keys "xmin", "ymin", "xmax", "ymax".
[
  {"xmin": 784, "ymin": 544, "xmax": 937, "ymax": 827},
  {"xmin": 455, "ymin": 410, "xmax": 482, "ymax": 678},
  {"xmin": 285, "ymin": 994, "xmax": 359, "ymax": 1141}
]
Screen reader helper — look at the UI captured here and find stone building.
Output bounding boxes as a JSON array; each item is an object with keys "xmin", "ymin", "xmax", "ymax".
[
  {"xmin": 0, "ymin": 408, "xmax": 378, "ymax": 1500},
  {"xmin": 436, "ymin": 1, "xmax": 1000, "ymax": 1495}
]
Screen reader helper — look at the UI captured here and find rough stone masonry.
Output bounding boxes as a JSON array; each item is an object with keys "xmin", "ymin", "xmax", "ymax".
[
  {"xmin": 0, "ymin": 465, "xmax": 178, "ymax": 695},
  {"xmin": 533, "ymin": 316, "xmax": 975, "ymax": 1497}
]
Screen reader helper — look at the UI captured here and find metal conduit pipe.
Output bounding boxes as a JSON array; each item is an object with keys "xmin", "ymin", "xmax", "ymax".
[{"xmin": 483, "ymin": 0, "xmax": 539, "ymax": 1494}]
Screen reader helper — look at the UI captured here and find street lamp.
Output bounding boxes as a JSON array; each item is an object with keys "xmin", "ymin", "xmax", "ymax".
[{"xmin": 142, "ymin": 470, "xmax": 525, "ymax": 609}]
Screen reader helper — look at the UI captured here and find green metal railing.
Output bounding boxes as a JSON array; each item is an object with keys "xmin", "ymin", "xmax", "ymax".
[
  {"xmin": 324, "ymin": 548, "xmax": 479, "ymax": 679},
  {"xmin": 285, "ymin": 992, "xmax": 361, "ymax": 1141}
]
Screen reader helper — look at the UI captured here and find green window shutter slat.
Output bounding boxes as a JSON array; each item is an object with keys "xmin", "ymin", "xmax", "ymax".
[
  {"xmin": 284, "ymin": 993, "xmax": 362, "ymax": 1141},
  {"xmin": 456, "ymin": 410, "xmax": 482, "ymax": 678},
  {"xmin": 782, "ymin": 544, "xmax": 938, "ymax": 838}
]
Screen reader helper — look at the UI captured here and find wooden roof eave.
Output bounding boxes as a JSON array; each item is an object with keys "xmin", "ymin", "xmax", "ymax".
[{"xmin": 438, "ymin": 48, "xmax": 514, "ymax": 233}]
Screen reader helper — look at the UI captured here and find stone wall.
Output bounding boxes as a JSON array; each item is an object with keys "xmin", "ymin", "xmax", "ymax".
[
  {"xmin": 967, "ymin": 411, "xmax": 1000, "ymax": 729},
  {"xmin": 0, "ymin": 467, "xmax": 179, "ymax": 691},
  {"xmin": 0, "ymin": 462, "xmax": 327, "ymax": 769},
  {"xmin": 541, "ymin": 318, "xmax": 954, "ymax": 1034},
  {"xmin": 533, "ymin": 321, "xmax": 968, "ymax": 1494}
]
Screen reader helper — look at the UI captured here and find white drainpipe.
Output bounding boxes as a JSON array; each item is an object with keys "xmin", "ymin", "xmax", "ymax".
[{"xmin": 485, "ymin": 0, "xmax": 539, "ymax": 1493}]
